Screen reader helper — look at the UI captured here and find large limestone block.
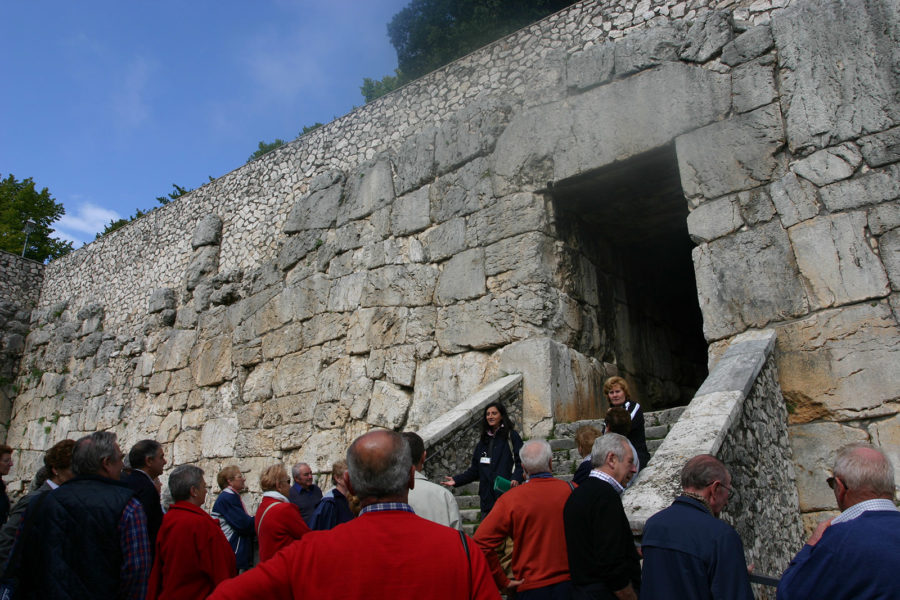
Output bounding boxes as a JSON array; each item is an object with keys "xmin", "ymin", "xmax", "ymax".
[
  {"xmin": 272, "ymin": 347, "xmax": 322, "ymax": 397},
  {"xmin": 791, "ymin": 144, "xmax": 863, "ymax": 187},
  {"xmin": 392, "ymin": 127, "xmax": 436, "ymax": 195},
  {"xmin": 327, "ymin": 272, "xmax": 366, "ymax": 312},
  {"xmin": 429, "ymin": 157, "xmax": 493, "ymax": 223},
  {"xmin": 316, "ymin": 356, "xmax": 372, "ymax": 408},
  {"xmin": 367, "ymin": 345, "xmax": 416, "ymax": 388},
  {"xmin": 284, "ymin": 181, "xmax": 343, "ymax": 232},
  {"xmin": 466, "ymin": 193, "xmax": 549, "ymax": 247},
  {"xmin": 775, "ymin": 302, "xmax": 900, "ymax": 420},
  {"xmin": 679, "ymin": 10, "xmax": 733, "ymax": 63},
  {"xmin": 286, "ymin": 424, "xmax": 369, "ymax": 473},
  {"xmin": 154, "ymin": 330, "xmax": 197, "ymax": 372},
  {"xmin": 337, "ymin": 160, "xmax": 394, "ymax": 227},
  {"xmin": 421, "ymin": 218, "xmax": 466, "ymax": 263},
  {"xmin": 261, "ymin": 323, "xmax": 304, "ymax": 360},
  {"xmin": 789, "ymin": 421, "xmax": 869, "ymax": 512},
  {"xmin": 858, "ymin": 126, "xmax": 900, "ymax": 168},
  {"xmin": 686, "ymin": 196, "xmax": 743, "ymax": 243},
  {"xmin": 392, "ymin": 186, "xmax": 431, "ymax": 236},
  {"xmin": 201, "ymin": 417, "xmax": 238, "ymax": 458},
  {"xmin": 190, "ymin": 336, "xmax": 233, "ymax": 388},
  {"xmin": 613, "ymin": 25, "xmax": 681, "ymax": 77},
  {"xmin": 366, "ymin": 381, "xmax": 412, "ymax": 429},
  {"xmin": 345, "ymin": 307, "xmax": 409, "ymax": 354},
  {"xmin": 819, "ymin": 164, "xmax": 900, "ymax": 212},
  {"xmin": 677, "ymin": 103, "xmax": 785, "ymax": 200},
  {"xmin": 406, "ymin": 352, "xmax": 496, "ymax": 430},
  {"xmin": 436, "ymin": 248, "xmax": 486, "ymax": 305},
  {"xmin": 435, "ymin": 297, "xmax": 512, "ymax": 354},
  {"xmin": 483, "ymin": 232, "xmax": 560, "ymax": 289},
  {"xmin": 191, "ymin": 214, "xmax": 223, "ymax": 249},
  {"xmin": 732, "ymin": 56, "xmax": 778, "ymax": 114},
  {"xmin": 498, "ymin": 337, "xmax": 609, "ymax": 437},
  {"xmin": 279, "ymin": 273, "xmax": 331, "ymax": 322},
  {"xmin": 693, "ymin": 220, "xmax": 809, "ymax": 340},
  {"xmin": 361, "ymin": 265, "xmax": 438, "ymax": 308},
  {"xmin": 881, "ymin": 228, "xmax": 900, "ymax": 290},
  {"xmin": 868, "ymin": 201, "xmax": 900, "ymax": 236},
  {"xmin": 492, "ymin": 63, "xmax": 730, "ymax": 193},
  {"xmin": 566, "ymin": 40, "xmax": 615, "ymax": 90},
  {"xmin": 789, "ymin": 212, "xmax": 890, "ymax": 309},
  {"xmin": 243, "ymin": 362, "xmax": 276, "ymax": 403},
  {"xmin": 772, "ymin": 0, "xmax": 900, "ymax": 152},
  {"xmin": 435, "ymin": 100, "xmax": 511, "ymax": 174},
  {"xmin": 870, "ymin": 413, "xmax": 900, "ymax": 492},
  {"xmin": 721, "ymin": 25, "xmax": 774, "ymax": 67},
  {"xmin": 173, "ymin": 430, "xmax": 202, "ymax": 464}
]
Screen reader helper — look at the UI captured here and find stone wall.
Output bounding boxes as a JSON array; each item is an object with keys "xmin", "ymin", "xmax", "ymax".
[
  {"xmin": 0, "ymin": 251, "xmax": 44, "ymax": 439},
  {"xmin": 5, "ymin": 0, "xmax": 898, "ymax": 530},
  {"xmin": 624, "ymin": 330, "xmax": 803, "ymax": 596}
]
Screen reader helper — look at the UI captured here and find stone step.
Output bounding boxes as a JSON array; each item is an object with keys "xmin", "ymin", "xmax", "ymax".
[
  {"xmin": 460, "ymin": 508, "xmax": 481, "ymax": 523},
  {"xmin": 648, "ymin": 438, "xmax": 663, "ymax": 454},
  {"xmin": 550, "ymin": 438, "xmax": 575, "ymax": 451},
  {"xmin": 645, "ymin": 424, "xmax": 669, "ymax": 440},
  {"xmin": 455, "ymin": 494, "xmax": 480, "ymax": 509}
]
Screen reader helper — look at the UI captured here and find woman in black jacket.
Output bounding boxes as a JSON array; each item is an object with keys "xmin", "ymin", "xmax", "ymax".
[{"xmin": 442, "ymin": 401, "xmax": 524, "ymax": 516}]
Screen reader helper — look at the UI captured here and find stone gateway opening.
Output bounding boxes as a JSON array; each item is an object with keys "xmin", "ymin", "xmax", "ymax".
[{"xmin": 550, "ymin": 144, "xmax": 707, "ymax": 410}]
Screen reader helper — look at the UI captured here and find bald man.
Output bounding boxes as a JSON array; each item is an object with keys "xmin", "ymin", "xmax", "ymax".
[{"xmin": 210, "ymin": 430, "xmax": 500, "ymax": 600}]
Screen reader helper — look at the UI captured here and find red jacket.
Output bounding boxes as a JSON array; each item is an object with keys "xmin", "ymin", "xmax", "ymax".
[
  {"xmin": 254, "ymin": 495, "xmax": 310, "ymax": 561},
  {"xmin": 148, "ymin": 501, "xmax": 236, "ymax": 600},
  {"xmin": 474, "ymin": 475, "xmax": 574, "ymax": 592},
  {"xmin": 210, "ymin": 507, "xmax": 500, "ymax": 600}
]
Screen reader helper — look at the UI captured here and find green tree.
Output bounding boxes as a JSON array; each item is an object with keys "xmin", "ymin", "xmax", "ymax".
[
  {"xmin": 0, "ymin": 173, "xmax": 73, "ymax": 261},
  {"xmin": 96, "ymin": 183, "xmax": 191, "ymax": 239},
  {"xmin": 362, "ymin": 0, "xmax": 578, "ymax": 102},
  {"xmin": 301, "ymin": 122, "xmax": 324, "ymax": 135},
  {"xmin": 248, "ymin": 139, "xmax": 286, "ymax": 162}
]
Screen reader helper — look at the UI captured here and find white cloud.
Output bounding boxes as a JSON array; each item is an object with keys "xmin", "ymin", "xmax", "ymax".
[{"xmin": 54, "ymin": 201, "xmax": 121, "ymax": 246}]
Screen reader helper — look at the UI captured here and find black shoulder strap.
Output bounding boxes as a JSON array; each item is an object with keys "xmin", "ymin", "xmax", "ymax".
[{"xmin": 458, "ymin": 530, "xmax": 471, "ymax": 600}]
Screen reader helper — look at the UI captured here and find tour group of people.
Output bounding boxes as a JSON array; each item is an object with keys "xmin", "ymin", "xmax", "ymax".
[{"xmin": 0, "ymin": 374, "xmax": 896, "ymax": 599}]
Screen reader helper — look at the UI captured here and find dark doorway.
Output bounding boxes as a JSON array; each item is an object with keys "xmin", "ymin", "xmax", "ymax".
[{"xmin": 550, "ymin": 144, "xmax": 707, "ymax": 409}]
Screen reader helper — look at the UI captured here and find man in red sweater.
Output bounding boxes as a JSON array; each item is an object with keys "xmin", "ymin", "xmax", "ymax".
[
  {"xmin": 474, "ymin": 439, "xmax": 574, "ymax": 598},
  {"xmin": 148, "ymin": 464, "xmax": 236, "ymax": 599},
  {"xmin": 210, "ymin": 429, "xmax": 499, "ymax": 600}
]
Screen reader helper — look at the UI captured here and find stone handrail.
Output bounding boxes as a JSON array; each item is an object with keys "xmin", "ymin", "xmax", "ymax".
[
  {"xmin": 419, "ymin": 374, "xmax": 523, "ymax": 481},
  {"xmin": 622, "ymin": 329, "xmax": 803, "ymax": 590}
]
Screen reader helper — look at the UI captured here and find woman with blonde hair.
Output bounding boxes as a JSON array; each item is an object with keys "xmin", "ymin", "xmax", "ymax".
[
  {"xmin": 211, "ymin": 465, "xmax": 254, "ymax": 570},
  {"xmin": 603, "ymin": 376, "xmax": 650, "ymax": 469},
  {"xmin": 255, "ymin": 464, "xmax": 309, "ymax": 560},
  {"xmin": 309, "ymin": 460, "xmax": 355, "ymax": 530}
]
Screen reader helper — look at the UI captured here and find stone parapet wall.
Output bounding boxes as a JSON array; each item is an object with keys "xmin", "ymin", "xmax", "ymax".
[
  {"xmin": 0, "ymin": 251, "xmax": 43, "ymax": 308},
  {"xmin": 624, "ymin": 329, "xmax": 803, "ymax": 596}
]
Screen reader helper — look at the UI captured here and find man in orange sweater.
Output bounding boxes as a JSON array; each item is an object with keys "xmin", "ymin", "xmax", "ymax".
[{"xmin": 474, "ymin": 439, "xmax": 574, "ymax": 598}]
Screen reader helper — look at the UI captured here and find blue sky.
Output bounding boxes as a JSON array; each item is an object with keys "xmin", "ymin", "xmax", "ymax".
[{"xmin": 1, "ymin": 0, "xmax": 409, "ymax": 248}]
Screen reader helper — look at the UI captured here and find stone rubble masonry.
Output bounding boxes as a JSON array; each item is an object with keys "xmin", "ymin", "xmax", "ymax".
[
  {"xmin": 624, "ymin": 330, "xmax": 804, "ymax": 586},
  {"xmin": 3, "ymin": 0, "xmax": 898, "ymax": 533}
]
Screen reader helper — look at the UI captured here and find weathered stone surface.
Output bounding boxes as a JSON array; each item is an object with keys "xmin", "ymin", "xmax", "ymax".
[
  {"xmin": 200, "ymin": 417, "xmax": 238, "ymax": 458},
  {"xmin": 157, "ymin": 411, "xmax": 181, "ymax": 443},
  {"xmin": 361, "ymin": 265, "xmax": 438, "ymax": 308},
  {"xmin": 769, "ymin": 172, "xmax": 820, "ymax": 228},
  {"xmin": 327, "ymin": 272, "xmax": 366, "ymax": 312},
  {"xmin": 429, "ymin": 157, "xmax": 492, "ymax": 223},
  {"xmin": 881, "ymin": 228, "xmax": 900, "ymax": 290},
  {"xmin": 789, "ymin": 421, "xmax": 869, "ymax": 512},
  {"xmin": 173, "ymin": 430, "xmax": 201, "ymax": 464},
  {"xmin": 391, "ymin": 128, "xmax": 436, "ymax": 195},
  {"xmin": 613, "ymin": 25, "xmax": 681, "ymax": 76},
  {"xmin": 272, "ymin": 347, "xmax": 322, "ymax": 397},
  {"xmin": 679, "ymin": 11, "xmax": 733, "ymax": 63},
  {"xmin": 484, "ymin": 232, "xmax": 559, "ymax": 290},
  {"xmin": 792, "ymin": 143, "xmax": 862, "ymax": 187},
  {"xmin": 819, "ymin": 164, "xmax": 900, "ymax": 212},
  {"xmin": 687, "ymin": 196, "xmax": 743, "ymax": 243},
  {"xmin": 870, "ymin": 413, "xmax": 900, "ymax": 489},
  {"xmin": 776, "ymin": 301, "xmax": 900, "ymax": 420},
  {"xmin": 301, "ymin": 313, "xmax": 347, "ymax": 347},
  {"xmin": 279, "ymin": 273, "xmax": 330, "ymax": 322},
  {"xmin": 677, "ymin": 103, "xmax": 785, "ymax": 200},
  {"xmin": 721, "ymin": 25, "xmax": 774, "ymax": 66},
  {"xmin": 366, "ymin": 381, "xmax": 412, "ymax": 429},
  {"xmin": 735, "ymin": 187, "xmax": 776, "ymax": 225},
  {"xmin": 420, "ymin": 218, "xmax": 466, "ymax": 263},
  {"xmin": 858, "ymin": 126, "xmax": 900, "ymax": 168},
  {"xmin": 868, "ymin": 201, "xmax": 900, "ymax": 236},
  {"xmin": 277, "ymin": 232, "xmax": 322, "ymax": 272},
  {"xmin": 337, "ymin": 160, "xmax": 394, "ymax": 227},
  {"xmin": 190, "ymin": 336, "xmax": 232, "ymax": 387},
  {"xmin": 148, "ymin": 288, "xmax": 176, "ymax": 314},
  {"xmin": 467, "ymin": 193, "xmax": 549, "ymax": 247},
  {"xmin": 732, "ymin": 55, "xmax": 778, "ymax": 114},
  {"xmin": 243, "ymin": 361, "xmax": 275, "ymax": 403},
  {"xmin": 406, "ymin": 351, "xmax": 496, "ymax": 430},
  {"xmin": 345, "ymin": 307, "xmax": 408, "ymax": 354},
  {"xmin": 566, "ymin": 41, "xmax": 615, "ymax": 90},
  {"xmin": 284, "ymin": 183, "xmax": 343, "ymax": 233},
  {"xmin": 436, "ymin": 248, "xmax": 486, "ymax": 305},
  {"xmin": 184, "ymin": 246, "xmax": 219, "ymax": 292},
  {"xmin": 392, "ymin": 186, "xmax": 431, "ymax": 236},
  {"xmin": 75, "ymin": 332, "xmax": 103, "ymax": 359},
  {"xmin": 368, "ymin": 345, "xmax": 416, "ymax": 388},
  {"xmin": 191, "ymin": 214, "xmax": 222, "ymax": 249},
  {"xmin": 493, "ymin": 63, "xmax": 730, "ymax": 193},
  {"xmin": 694, "ymin": 220, "xmax": 808, "ymax": 340},
  {"xmin": 435, "ymin": 296, "xmax": 513, "ymax": 353},
  {"xmin": 789, "ymin": 212, "xmax": 890, "ymax": 309},
  {"xmin": 435, "ymin": 100, "xmax": 511, "ymax": 173},
  {"xmin": 773, "ymin": 0, "xmax": 900, "ymax": 151},
  {"xmin": 154, "ymin": 330, "xmax": 196, "ymax": 372}
]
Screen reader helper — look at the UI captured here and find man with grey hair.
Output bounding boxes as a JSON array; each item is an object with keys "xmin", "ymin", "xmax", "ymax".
[
  {"xmin": 211, "ymin": 429, "xmax": 500, "ymax": 599},
  {"xmin": 777, "ymin": 443, "xmax": 899, "ymax": 600},
  {"xmin": 147, "ymin": 465, "xmax": 236, "ymax": 598},
  {"xmin": 403, "ymin": 431, "xmax": 461, "ymax": 529},
  {"xmin": 640, "ymin": 454, "xmax": 753, "ymax": 599},
  {"xmin": 18, "ymin": 431, "xmax": 152, "ymax": 599},
  {"xmin": 288, "ymin": 461, "xmax": 321, "ymax": 526},
  {"xmin": 474, "ymin": 439, "xmax": 574, "ymax": 597},
  {"xmin": 564, "ymin": 433, "xmax": 640, "ymax": 600}
]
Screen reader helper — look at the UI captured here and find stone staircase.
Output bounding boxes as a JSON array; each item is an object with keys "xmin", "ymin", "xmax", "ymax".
[{"xmin": 453, "ymin": 406, "xmax": 685, "ymax": 535}]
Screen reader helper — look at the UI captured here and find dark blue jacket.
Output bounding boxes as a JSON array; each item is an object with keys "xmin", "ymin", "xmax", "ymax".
[
  {"xmin": 289, "ymin": 482, "xmax": 323, "ymax": 526},
  {"xmin": 452, "ymin": 427, "xmax": 524, "ymax": 515},
  {"xmin": 19, "ymin": 475, "xmax": 138, "ymax": 599},
  {"xmin": 640, "ymin": 495, "xmax": 753, "ymax": 600},
  {"xmin": 776, "ymin": 509, "xmax": 900, "ymax": 600},
  {"xmin": 309, "ymin": 489, "xmax": 354, "ymax": 530},
  {"xmin": 122, "ymin": 469, "xmax": 163, "ymax": 553},
  {"xmin": 211, "ymin": 489, "xmax": 255, "ymax": 570}
]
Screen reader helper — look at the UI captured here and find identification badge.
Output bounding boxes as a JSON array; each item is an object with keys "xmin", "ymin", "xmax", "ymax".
[{"xmin": 480, "ymin": 456, "xmax": 491, "ymax": 464}]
